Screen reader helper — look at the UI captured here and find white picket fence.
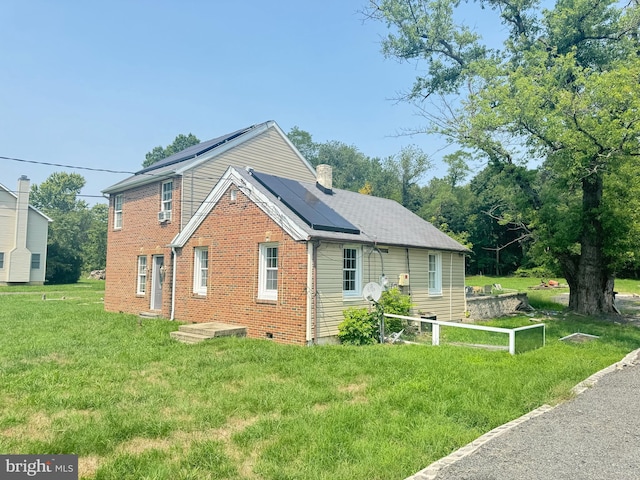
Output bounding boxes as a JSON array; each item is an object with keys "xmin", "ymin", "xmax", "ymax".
[{"xmin": 383, "ymin": 313, "xmax": 545, "ymax": 355}]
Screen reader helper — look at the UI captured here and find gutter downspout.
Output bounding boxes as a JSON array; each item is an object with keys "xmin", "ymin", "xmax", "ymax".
[
  {"xmin": 313, "ymin": 241, "xmax": 319, "ymax": 344},
  {"xmin": 170, "ymin": 246, "xmax": 177, "ymax": 320},
  {"xmin": 306, "ymin": 242, "xmax": 314, "ymax": 344},
  {"xmin": 463, "ymin": 254, "xmax": 468, "ymax": 317},
  {"xmin": 405, "ymin": 248, "xmax": 412, "ymax": 296},
  {"xmin": 449, "ymin": 252, "xmax": 453, "ymax": 320}
]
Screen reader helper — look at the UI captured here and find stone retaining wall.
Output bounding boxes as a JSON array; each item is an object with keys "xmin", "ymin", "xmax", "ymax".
[{"xmin": 465, "ymin": 292, "xmax": 528, "ymax": 320}]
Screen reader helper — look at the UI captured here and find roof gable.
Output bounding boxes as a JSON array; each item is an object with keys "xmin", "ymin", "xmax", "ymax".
[
  {"xmin": 170, "ymin": 167, "xmax": 469, "ymax": 253},
  {"xmin": 102, "ymin": 120, "xmax": 316, "ymax": 194},
  {"xmin": 0, "ymin": 182, "xmax": 53, "ymax": 222},
  {"xmin": 169, "ymin": 167, "xmax": 309, "ymax": 247}
]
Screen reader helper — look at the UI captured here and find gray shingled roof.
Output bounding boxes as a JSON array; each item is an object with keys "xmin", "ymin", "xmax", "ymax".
[
  {"xmin": 102, "ymin": 122, "xmax": 272, "ymax": 194},
  {"xmin": 235, "ymin": 168, "xmax": 469, "ymax": 252}
]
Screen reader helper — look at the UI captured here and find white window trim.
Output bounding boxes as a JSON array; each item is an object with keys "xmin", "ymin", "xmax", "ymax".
[
  {"xmin": 114, "ymin": 194, "xmax": 123, "ymax": 229},
  {"xmin": 428, "ymin": 253, "xmax": 442, "ymax": 296},
  {"xmin": 193, "ymin": 247, "xmax": 208, "ymax": 295},
  {"xmin": 258, "ymin": 243, "xmax": 278, "ymax": 301},
  {"xmin": 161, "ymin": 181, "xmax": 173, "ymax": 212},
  {"xmin": 137, "ymin": 256, "xmax": 147, "ymax": 295},
  {"xmin": 342, "ymin": 245, "xmax": 362, "ymax": 298}
]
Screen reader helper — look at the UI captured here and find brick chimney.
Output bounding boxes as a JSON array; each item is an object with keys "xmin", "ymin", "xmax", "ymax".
[{"xmin": 316, "ymin": 164, "xmax": 333, "ymax": 194}]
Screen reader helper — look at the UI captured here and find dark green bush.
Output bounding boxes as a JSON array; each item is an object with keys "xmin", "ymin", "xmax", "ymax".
[
  {"xmin": 337, "ymin": 307, "xmax": 377, "ymax": 345},
  {"xmin": 513, "ymin": 266, "xmax": 554, "ymax": 278},
  {"xmin": 378, "ymin": 288, "xmax": 412, "ymax": 333},
  {"xmin": 338, "ymin": 288, "xmax": 414, "ymax": 344}
]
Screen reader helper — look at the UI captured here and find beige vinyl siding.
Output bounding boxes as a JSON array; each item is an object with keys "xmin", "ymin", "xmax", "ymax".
[
  {"xmin": 26, "ymin": 211, "xmax": 49, "ymax": 284},
  {"xmin": 409, "ymin": 249, "xmax": 466, "ymax": 321},
  {"xmin": 0, "ymin": 191, "xmax": 16, "ymax": 283},
  {"xmin": 0, "ymin": 191, "xmax": 17, "ymax": 283},
  {"xmin": 0, "ymin": 192, "xmax": 14, "ymax": 283},
  {"xmin": 315, "ymin": 243, "xmax": 349, "ymax": 338},
  {"xmin": 315, "ymin": 242, "xmax": 467, "ymax": 340},
  {"xmin": 182, "ymin": 128, "xmax": 317, "ymax": 224}
]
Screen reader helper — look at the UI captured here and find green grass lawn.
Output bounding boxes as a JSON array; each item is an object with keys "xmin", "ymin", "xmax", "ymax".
[{"xmin": 1, "ymin": 280, "xmax": 640, "ymax": 479}]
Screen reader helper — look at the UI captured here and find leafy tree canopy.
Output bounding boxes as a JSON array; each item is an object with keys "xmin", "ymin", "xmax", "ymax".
[
  {"xmin": 368, "ymin": 0, "xmax": 640, "ymax": 314},
  {"xmin": 30, "ymin": 172, "xmax": 91, "ymax": 284},
  {"xmin": 143, "ymin": 133, "xmax": 201, "ymax": 168},
  {"xmin": 30, "ymin": 172, "xmax": 87, "ymax": 213}
]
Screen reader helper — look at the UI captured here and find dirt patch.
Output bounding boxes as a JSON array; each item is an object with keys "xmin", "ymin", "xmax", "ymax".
[
  {"xmin": 338, "ymin": 382, "xmax": 369, "ymax": 404},
  {"xmin": 312, "ymin": 403, "xmax": 330, "ymax": 413},
  {"xmin": 78, "ymin": 456, "xmax": 100, "ymax": 479},
  {"xmin": 1, "ymin": 412, "xmax": 52, "ymax": 441},
  {"xmin": 21, "ymin": 352, "xmax": 72, "ymax": 366},
  {"xmin": 551, "ymin": 293, "xmax": 640, "ymax": 326},
  {"xmin": 116, "ymin": 414, "xmax": 266, "ymax": 456}
]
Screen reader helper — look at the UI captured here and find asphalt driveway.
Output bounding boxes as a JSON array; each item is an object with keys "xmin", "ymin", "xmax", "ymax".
[{"xmin": 408, "ymin": 348, "xmax": 640, "ymax": 480}]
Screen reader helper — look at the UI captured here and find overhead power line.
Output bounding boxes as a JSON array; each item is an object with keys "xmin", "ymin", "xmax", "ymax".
[{"xmin": 0, "ymin": 155, "xmax": 137, "ymax": 175}]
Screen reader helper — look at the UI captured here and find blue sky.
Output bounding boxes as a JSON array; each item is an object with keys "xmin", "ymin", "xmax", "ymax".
[{"xmin": 1, "ymin": 1, "xmax": 502, "ymax": 202}]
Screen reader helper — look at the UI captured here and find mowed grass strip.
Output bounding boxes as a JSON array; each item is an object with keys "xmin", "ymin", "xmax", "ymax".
[{"xmin": 1, "ymin": 280, "xmax": 639, "ymax": 479}]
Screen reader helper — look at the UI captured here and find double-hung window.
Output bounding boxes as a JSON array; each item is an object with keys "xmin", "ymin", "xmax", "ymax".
[
  {"xmin": 0, "ymin": 252, "xmax": 4, "ymax": 269},
  {"xmin": 258, "ymin": 243, "xmax": 278, "ymax": 301},
  {"xmin": 137, "ymin": 256, "xmax": 147, "ymax": 295},
  {"xmin": 114, "ymin": 194, "xmax": 123, "ymax": 229},
  {"xmin": 343, "ymin": 246, "xmax": 361, "ymax": 297},
  {"xmin": 161, "ymin": 181, "xmax": 173, "ymax": 214},
  {"xmin": 428, "ymin": 253, "xmax": 442, "ymax": 296},
  {"xmin": 193, "ymin": 247, "xmax": 208, "ymax": 295},
  {"xmin": 31, "ymin": 254, "xmax": 41, "ymax": 269}
]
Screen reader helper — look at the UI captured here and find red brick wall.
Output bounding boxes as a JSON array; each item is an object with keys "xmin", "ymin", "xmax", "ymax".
[
  {"xmin": 104, "ymin": 177, "xmax": 181, "ymax": 317},
  {"xmin": 173, "ymin": 185, "xmax": 309, "ymax": 345}
]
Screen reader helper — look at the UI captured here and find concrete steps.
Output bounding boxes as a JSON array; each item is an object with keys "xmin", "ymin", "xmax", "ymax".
[{"xmin": 170, "ymin": 321, "xmax": 247, "ymax": 344}]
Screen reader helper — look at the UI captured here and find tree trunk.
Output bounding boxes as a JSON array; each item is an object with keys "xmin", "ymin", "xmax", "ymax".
[{"xmin": 561, "ymin": 172, "xmax": 616, "ymax": 315}]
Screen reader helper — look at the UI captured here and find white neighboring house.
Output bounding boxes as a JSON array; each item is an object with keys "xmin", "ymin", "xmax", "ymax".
[{"xmin": 0, "ymin": 176, "xmax": 52, "ymax": 285}]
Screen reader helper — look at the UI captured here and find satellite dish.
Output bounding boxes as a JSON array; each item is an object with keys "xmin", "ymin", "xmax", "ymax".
[{"xmin": 362, "ymin": 282, "xmax": 382, "ymax": 302}]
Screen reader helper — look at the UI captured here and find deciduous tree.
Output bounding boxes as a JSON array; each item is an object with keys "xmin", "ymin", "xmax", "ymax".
[
  {"xmin": 30, "ymin": 173, "xmax": 91, "ymax": 284},
  {"xmin": 368, "ymin": 0, "xmax": 640, "ymax": 315},
  {"xmin": 143, "ymin": 133, "xmax": 200, "ymax": 168}
]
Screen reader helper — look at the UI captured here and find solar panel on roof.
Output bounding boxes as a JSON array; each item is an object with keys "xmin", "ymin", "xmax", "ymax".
[
  {"xmin": 250, "ymin": 171, "xmax": 360, "ymax": 235},
  {"xmin": 136, "ymin": 125, "xmax": 256, "ymax": 175}
]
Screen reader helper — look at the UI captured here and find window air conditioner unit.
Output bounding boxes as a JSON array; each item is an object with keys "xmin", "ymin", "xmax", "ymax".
[{"xmin": 158, "ymin": 210, "xmax": 171, "ymax": 223}]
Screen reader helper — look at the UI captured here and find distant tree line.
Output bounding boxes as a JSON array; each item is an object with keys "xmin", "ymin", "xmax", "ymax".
[
  {"xmin": 365, "ymin": 0, "xmax": 640, "ymax": 315},
  {"xmin": 30, "ymin": 135, "xmax": 203, "ymax": 284},
  {"xmin": 37, "ymin": 101, "xmax": 640, "ymax": 289},
  {"xmin": 30, "ymin": 172, "xmax": 107, "ymax": 284},
  {"xmin": 286, "ymin": 126, "xmax": 640, "ymax": 281}
]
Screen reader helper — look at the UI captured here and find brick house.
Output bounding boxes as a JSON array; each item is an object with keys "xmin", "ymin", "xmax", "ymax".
[
  {"xmin": 103, "ymin": 120, "xmax": 470, "ymax": 345},
  {"xmin": 167, "ymin": 166, "xmax": 469, "ymax": 344},
  {"xmin": 102, "ymin": 121, "xmax": 317, "ymax": 318}
]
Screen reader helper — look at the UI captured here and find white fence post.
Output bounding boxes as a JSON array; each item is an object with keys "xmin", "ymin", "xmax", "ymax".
[
  {"xmin": 509, "ymin": 330, "xmax": 516, "ymax": 355},
  {"xmin": 432, "ymin": 323, "xmax": 440, "ymax": 346}
]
